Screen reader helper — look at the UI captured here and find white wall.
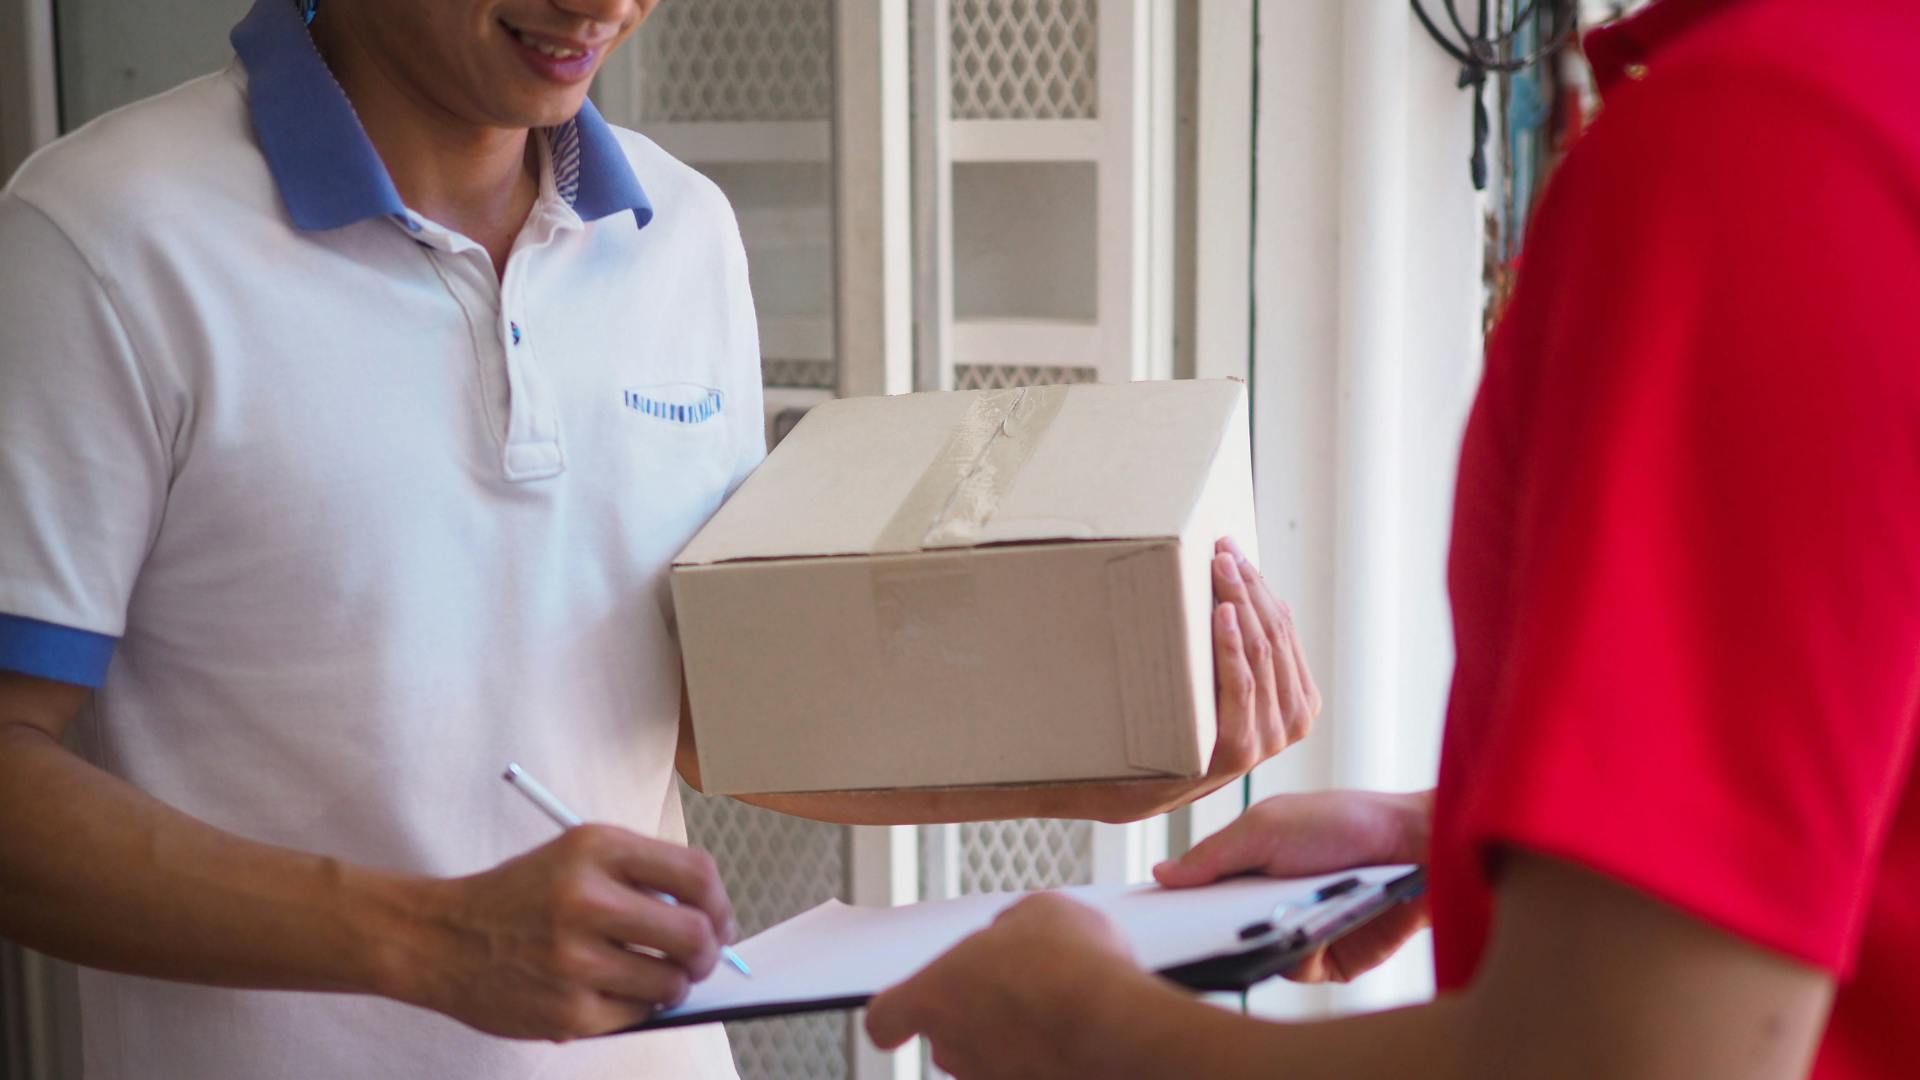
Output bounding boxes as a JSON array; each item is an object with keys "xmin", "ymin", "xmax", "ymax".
[{"xmin": 1246, "ymin": 0, "xmax": 1486, "ymax": 1019}]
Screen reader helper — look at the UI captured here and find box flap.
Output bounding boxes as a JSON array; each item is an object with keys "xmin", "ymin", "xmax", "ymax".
[{"xmin": 677, "ymin": 379, "xmax": 1245, "ymax": 566}]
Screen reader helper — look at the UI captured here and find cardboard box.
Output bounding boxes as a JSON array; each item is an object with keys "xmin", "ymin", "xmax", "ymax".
[{"xmin": 671, "ymin": 378, "xmax": 1256, "ymax": 795}]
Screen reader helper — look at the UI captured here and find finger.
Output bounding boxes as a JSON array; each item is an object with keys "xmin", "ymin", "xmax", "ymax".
[
  {"xmin": 1208, "ymin": 600, "xmax": 1257, "ymax": 776},
  {"xmin": 599, "ymin": 835, "xmax": 736, "ymax": 941},
  {"xmin": 1223, "ymin": 537, "xmax": 1321, "ymax": 722},
  {"xmin": 594, "ymin": 893, "xmax": 720, "ymax": 980},
  {"xmin": 1214, "ymin": 553, "xmax": 1281, "ymax": 759},
  {"xmin": 1151, "ymin": 815, "xmax": 1274, "ymax": 888},
  {"xmin": 581, "ymin": 945, "xmax": 696, "ymax": 1009},
  {"xmin": 1280, "ymin": 599, "xmax": 1322, "ymax": 718},
  {"xmin": 553, "ymin": 990, "xmax": 661, "ymax": 1041},
  {"xmin": 1297, "ymin": 900, "xmax": 1431, "ymax": 984},
  {"xmin": 1222, "ymin": 544, "xmax": 1306, "ymax": 745},
  {"xmin": 865, "ymin": 984, "xmax": 928, "ymax": 1051}
]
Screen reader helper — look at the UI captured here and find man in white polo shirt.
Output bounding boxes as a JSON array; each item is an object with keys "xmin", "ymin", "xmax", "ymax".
[{"xmin": 0, "ymin": 0, "xmax": 1317, "ymax": 1076}]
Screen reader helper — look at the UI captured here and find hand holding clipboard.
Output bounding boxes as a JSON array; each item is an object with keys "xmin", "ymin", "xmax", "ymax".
[{"xmin": 620, "ymin": 865, "xmax": 1424, "ymax": 1032}]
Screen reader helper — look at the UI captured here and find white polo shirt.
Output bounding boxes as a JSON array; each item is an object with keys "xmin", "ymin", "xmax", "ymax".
[{"xmin": 0, "ymin": 0, "xmax": 760, "ymax": 1076}]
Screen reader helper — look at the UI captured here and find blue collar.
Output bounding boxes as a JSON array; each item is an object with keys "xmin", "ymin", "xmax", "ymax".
[{"xmin": 230, "ymin": 0, "xmax": 652, "ymax": 232}]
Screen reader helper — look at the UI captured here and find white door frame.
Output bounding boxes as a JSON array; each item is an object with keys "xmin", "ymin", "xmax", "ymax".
[{"xmin": 0, "ymin": 0, "xmax": 59, "ymax": 178}]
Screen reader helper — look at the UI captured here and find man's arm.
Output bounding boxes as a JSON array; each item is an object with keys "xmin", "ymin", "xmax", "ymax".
[
  {"xmin": 0, "ymin": 670, "xmax": 738, "ymax": 1041},
  {"xmin": 867, "ymin": 848, "xmax": 1832, "ymax": 1079},
  {"xmin": 677, "ymin": 539, "xmax": 1317, "ymax": 825}
]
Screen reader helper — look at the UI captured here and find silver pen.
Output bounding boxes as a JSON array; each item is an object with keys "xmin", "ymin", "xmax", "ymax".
[{"xmin": 503, "ymin": 762, "xmax": 752, "ymax": 978}]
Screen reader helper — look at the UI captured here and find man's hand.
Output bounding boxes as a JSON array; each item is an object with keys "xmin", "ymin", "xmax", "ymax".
[
  {"xmin": 866, "ymin": 893, "xmax": 1176, "ymax": 1078},
  {"xmin": 398, "ymin": 825, "xmax": 739, "ymax": 1041},
  {"xmin": 1154, "ymin": 789, "xmax": 1433, "ymax": 983}
]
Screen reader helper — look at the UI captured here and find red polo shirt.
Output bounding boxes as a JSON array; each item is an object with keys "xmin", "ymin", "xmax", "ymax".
[{"xmin": 1429, "ymin": 1, "xmax": 1920, "ymax": 1074}]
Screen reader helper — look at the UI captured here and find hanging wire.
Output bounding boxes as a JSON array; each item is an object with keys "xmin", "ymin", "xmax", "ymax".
[{"xmin": 1410, "ymin": 0, "xmax": 1577, "ymax": 189}]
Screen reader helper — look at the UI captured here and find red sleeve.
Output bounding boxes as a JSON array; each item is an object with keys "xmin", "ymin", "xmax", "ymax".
[{"xmin": 1464, "ymin": 59, "xmax": 1920, "ymax": 974}]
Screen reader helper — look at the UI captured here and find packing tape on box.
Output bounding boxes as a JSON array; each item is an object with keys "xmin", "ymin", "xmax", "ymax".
[{"xmin": 874, "ymin": 384, "xmax": 1070, "ymax": 552}]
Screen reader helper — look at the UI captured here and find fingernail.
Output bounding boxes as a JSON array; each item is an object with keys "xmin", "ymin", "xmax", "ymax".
[
  {"xmin": 1225, "ymin": 536, "xmax": 1245, "ymax": 559},
  {"xmin": 1236, "ymin": 554, "xmax": 1254, "ymax": 576},
  {"xmin": 1152, "ymin": 860, "xmax": 1173, "ymax": 875},
  {"xmin": 1218, "ymin": 553, "xmax": 1242, "ymax": 581}
]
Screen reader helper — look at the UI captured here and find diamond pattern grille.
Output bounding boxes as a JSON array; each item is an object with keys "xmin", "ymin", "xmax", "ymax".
[
  {"xmin": 958, "ymin": 818, "xmax": 1095, "ymax": 893},
  {"xmin": 763, "ymin": 358, "xmax": 839, "ymax": 390},
  {"xmin": 952, "ymin": 0, "xmax": 1099, "ymax": 120},
  {"xmin": 626, "ymin": 0, "xmax": 834, "ymax": 122},
  {"xmin": 952, "ymin": 363, "xmax": 1099, "ymax": 389},
  {"xmin": 682, "ymin": 784, "xmax": 849, "ymax": 1080}
]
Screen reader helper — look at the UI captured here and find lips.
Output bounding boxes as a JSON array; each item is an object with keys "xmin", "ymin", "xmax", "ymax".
[
  {"xmin": 507, "ymin": 25, "xmax": 588, "ymax": 60},
  {"xmin": 500, "ymin": 20, "xmax": 604, "ymax": 83}
]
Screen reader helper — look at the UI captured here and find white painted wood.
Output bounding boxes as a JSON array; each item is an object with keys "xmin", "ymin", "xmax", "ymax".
[
  {"xmin": 911, "ymin": 0, "xmax": 953, "ymax": 393},
  {"xmin": 951, "ymin": 317, "xmax": 1102, "ymax": 371},
  {"xmin": 834, "ymin": 0, "xmax": 914, "ymax": 399},
  {"xmin": 1332, "ymin": 0, "xmax": 1413, "ymax": 805},
  {"xmin": 848, "ymin": 825, "xmax": 923, "ymax": 1080},
  {"xmin": 1246, "ymin": 0, "xmax": 1484, "ymax": 1023},
  {"xmin": 1090, "ymin": 814, "xmax": 1168, "ymax": 885},
  {"xmin": 0, "ymin": 0, "xmax": 58, "ymax": 178},
  {"xmin": 919, "ymin": 822, "xmax": 963, "ymax": 899},
  {"xmin": 640, "ymin": 120, "xmax": 832, "ymax": 165},
  {"xmin": 1245, "ymin": 0, "xmax": 1352, "ymax": 1025},
  {"xmin": 1096, "ymin": 0, "xmax": 1146, "ymax": 383},
  {"xmin": 759, "ymin": 316, "xmax": 836, "ymax": 363},
  {"xmin": 839, "ymin": 8, "xmax": 915, "ymax": 1065},
  {"xmin": 1191, "ymin": 0, "xmax": 1255, "ymax": 384},
  {"xmin": 1143, "ymin": 0, "xmax": 1177, "ymax": 383},
  {"xmin": 947, "ymin": 119, "xmax": 1101, "ymax": 162}
]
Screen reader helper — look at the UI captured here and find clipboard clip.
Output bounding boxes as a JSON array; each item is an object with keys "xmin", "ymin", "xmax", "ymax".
[{"xmin": 1235, "ymin": 871, "xmax": 1421, "ymax": 952}]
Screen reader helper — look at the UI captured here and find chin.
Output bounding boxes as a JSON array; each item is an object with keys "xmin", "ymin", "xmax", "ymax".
[{"xmin": 493, "ymin": 89, "xmax": 593, "ymax": 131}]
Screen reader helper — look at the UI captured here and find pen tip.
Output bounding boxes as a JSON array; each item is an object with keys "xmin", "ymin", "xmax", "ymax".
[{"xmin": 502, "ymin": 764, "xmax": 520, "ymax": 782}]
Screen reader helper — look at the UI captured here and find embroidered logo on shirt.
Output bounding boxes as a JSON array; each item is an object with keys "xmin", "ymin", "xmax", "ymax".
[{"xmin": 623, "ymin": 385, "xmax": 725, "ymax": 425}]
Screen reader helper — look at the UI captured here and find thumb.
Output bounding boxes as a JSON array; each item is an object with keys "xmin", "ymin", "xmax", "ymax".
[
  {"xmin": 863, "ymin": 986, "xmax": 919, "ymax": 1051},
  {"xmin": 1152, "ymin": 821, "xmax": 1273, "ymax": 888}
]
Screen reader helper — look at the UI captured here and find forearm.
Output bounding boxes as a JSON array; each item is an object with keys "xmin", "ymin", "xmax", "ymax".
[
  {"xmin": 0, "ymin": 723, "xmax": 429, "ymax": 999},
  {"xmin": 1110, "ymin": 981, "xmax": 1469, "ymax": 1080}
]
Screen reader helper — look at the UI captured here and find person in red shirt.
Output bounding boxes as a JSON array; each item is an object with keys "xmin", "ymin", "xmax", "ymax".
[{"xmin": 862, "ymin": 1, "xmax": 1920, "ymax": 1076}]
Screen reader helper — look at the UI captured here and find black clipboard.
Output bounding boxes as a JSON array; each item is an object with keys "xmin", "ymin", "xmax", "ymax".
[
  {"xmin": 627, "ymin": 867, "xmax": 1427, "ymax": 1032},
  {"xmin": 1157, "ymin": 866, "xmax": 1427, "ymax": 993}
]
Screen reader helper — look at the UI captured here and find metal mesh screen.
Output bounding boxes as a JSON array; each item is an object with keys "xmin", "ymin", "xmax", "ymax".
[
  {"xmin": 624, "ymin": 0, "xmax": 835, "ymax": 122},
  {"xmin": 762, "ymin": 358, "xmax": 839, "ymax": 390},
  {"xmin": 682, "ymin": 784, "xmax": 850, "ymax": 1080},
  {"xmin": 952, "ymin": 0, "xmax": 1099, "ymax": 120},
  {"xmin": 957, "ymin": 818, "xmax": 1095, "ymax": 893},
  {"xmin": 952, "ymin": 363, "xmax": 1100, "ymax": 389}
]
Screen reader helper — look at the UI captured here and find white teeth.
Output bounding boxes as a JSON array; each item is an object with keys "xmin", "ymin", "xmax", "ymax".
[{"xmin": 511, "ymin": 29, "xmax": 583, "ymax": 60}]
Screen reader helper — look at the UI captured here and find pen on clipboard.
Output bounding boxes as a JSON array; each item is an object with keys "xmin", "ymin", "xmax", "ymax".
[{"xmin": 502, "ymin": 763, "xmax": 752, "ymax": 978}]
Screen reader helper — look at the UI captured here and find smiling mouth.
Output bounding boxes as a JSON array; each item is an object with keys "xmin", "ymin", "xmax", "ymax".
[{"xmin": 503, "ymin": 23, "xmax": 590, "ymax": 61}]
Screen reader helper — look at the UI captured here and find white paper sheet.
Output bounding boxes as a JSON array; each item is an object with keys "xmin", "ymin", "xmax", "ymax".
[{"xmin": 646, "ymin": 865, "xmax": 1416, "ymax": 1028}]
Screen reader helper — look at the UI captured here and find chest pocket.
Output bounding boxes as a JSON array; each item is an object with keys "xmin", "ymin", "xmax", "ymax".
[
  {"xmin": 615, "ymin": 381, "xmax": 736, "ymax": 511},
  {"xmin": 622, "ymin": 383, "xmax": 726, "ymax": 426}
]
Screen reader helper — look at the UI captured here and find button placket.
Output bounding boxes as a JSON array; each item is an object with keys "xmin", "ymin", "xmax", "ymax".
[
  {"xmin": 407, "ymin": 198, "xmax": 578, "ymax": 482},
  {"xmin": 495, "ymin": 205, "xmax": 582, "ymax": 481}
]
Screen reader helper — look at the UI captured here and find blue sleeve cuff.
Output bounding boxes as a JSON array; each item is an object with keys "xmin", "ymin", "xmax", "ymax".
[{"xmin": 0, "ymin": 613, "xmax": 117, "ymax": 688}]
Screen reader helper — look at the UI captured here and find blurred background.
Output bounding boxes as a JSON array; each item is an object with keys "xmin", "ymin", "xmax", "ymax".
[{"xmin": 0, "ymin": 1, "xmax": 1647, "ymax": 1077}]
